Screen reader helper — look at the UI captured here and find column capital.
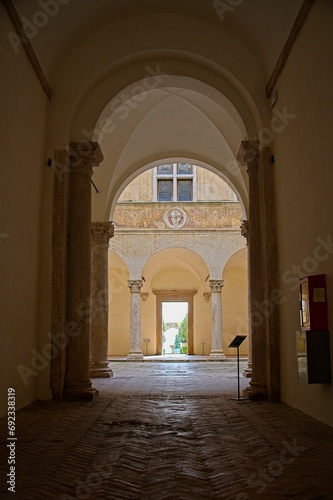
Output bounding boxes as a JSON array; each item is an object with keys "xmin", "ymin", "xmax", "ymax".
[
  {"xmin": 91, "ymin": 221, "xmax": 114, "ymax": 244},
  {"xmin": 69, "ymin": 141, "xmax": 104, "ymax": 171},
  {"xmin": 209, "ymin": 279, "xmax": 224, "ymax": 293},
  {"xmin": 128, "ymin": 280, "xmax": 143, "ymax": 293},
  {"xmin": 237, "ymin": 141, "xmax": 259, "ymax": 168},
  {"xmin": 240, "ymin": 220, "xmax": 249, "ymax": 243}
]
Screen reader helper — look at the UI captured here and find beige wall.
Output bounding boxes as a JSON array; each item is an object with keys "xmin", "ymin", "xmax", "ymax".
[
  {"xmin": 222, "ymin": 250, "xmax": 248, "ymax": 356},
  {"xmin": 196, "ymin": 168, "xmax": 237, "ymax": 201},
  {"xmin": 0, "ymin": 6, "xmax": 51, "ymax": 417},
  {"xmin": 108, "ymin": 259, "xmax": 130, "ymax": 355},
  {"xmin": 274, "ymin": 0, "xmax": 333, "ymax": 426},
  {"xmin": 118, "ymin": 166, "xmax": 237, "ymax": 204},
  {"xmin": 118, "ymin": 169, "xmax": 153, "ymax": 202},
  {"xmin": 140, "ymin": 292, "xmax": 157, "ymax": 355}
]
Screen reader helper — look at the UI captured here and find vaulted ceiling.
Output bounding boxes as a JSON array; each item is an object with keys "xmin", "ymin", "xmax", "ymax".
[
  {"xmin": 13, "ymin": 0, "xmax": 303, "ymax": 82},
  {"xmin": 6, "ymin": 0, "xmax": 308, "ymax": 219}
]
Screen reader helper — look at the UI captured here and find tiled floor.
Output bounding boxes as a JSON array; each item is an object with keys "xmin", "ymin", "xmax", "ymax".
[{"xmin": 1, "ymin": 361, "xmax": 333, "ymax": 499}]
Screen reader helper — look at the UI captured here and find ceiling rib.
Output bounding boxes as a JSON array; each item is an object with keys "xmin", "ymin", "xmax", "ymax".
[{"xmin": 1, "ymin": 0, "xmax": 52, "ymax": 101}]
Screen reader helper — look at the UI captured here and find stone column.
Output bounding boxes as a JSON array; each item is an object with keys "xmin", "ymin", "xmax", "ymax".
[
  {"xmin": 90, "ymin": 221, "xmax": 114, "ymax": 378},
  {"xmin": 240, "ymin": 219, "xmax": 252, "ymax": 378},
  {"xmin": 237, "ymin": 141, "xmax": 266, "ymax": 399},
  {"xmin": 64, "ymin": 141, "xmax": 103, "ymax": 400},
  {"xmin": 127, "ymin": 279, "xmax": 144, "ymax": 360},
  {"xmin": 208, "ymin": 279, "xmax": 225, "ymax": 360}
]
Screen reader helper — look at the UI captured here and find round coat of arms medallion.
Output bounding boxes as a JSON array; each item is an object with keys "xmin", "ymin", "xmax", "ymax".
[{"xmin": 163, "ymin": 208, "xmax": 187, "ymax": 229}]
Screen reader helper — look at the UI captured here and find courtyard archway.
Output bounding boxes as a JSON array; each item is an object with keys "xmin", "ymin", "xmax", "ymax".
[{"xmin": 50, "ymin": 39, "xmax": 278, "ymax": 399}]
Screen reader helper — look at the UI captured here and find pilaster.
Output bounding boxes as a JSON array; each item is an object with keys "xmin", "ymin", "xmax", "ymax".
[{"xmin": 237, "ymin": 141, "xmax": 267, "ymax": 399}]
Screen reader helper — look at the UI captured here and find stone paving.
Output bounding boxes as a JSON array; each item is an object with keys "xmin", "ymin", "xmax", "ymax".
[{"xmin": 1, "ymin": 361, "xmax": 333, "ymax": 499}]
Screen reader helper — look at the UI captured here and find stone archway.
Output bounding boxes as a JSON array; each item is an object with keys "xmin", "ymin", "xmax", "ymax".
[
  {"xmin": 49, "ymin": 56, "xmax": 278, "ymax": 401},
  {"xmin": 153, "ymin": 290, "xmax": 197, "ymax": 355}
]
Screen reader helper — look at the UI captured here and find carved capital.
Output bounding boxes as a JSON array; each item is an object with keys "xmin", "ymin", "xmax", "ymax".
[
  {"xmin": 140, "ymin": 292, "xmax": 149, "ymax": 302},
  {"xmin": 203, "ymin": 292, "xmax": 211, "ymax": 302},
  {"xmin": 240, "ymin": 220, "xmax": 249, "ymax": 243},
  {"xmin": 209, "ymin": 279, "xmax": 224, "ymax": 293},
  {"xmin": 91, "ymin": 221, "xmax": 114, "ymax": 244},
  {"xmin": 128, "ymin": 280, "xmax": 143, "ymax": 293},
  {"xmin": 70, "ymin": 141, "xmax": 104, "ymax": 171},
  {"xmin": 237, "ymin": 141, "xmax": 259, "ymax": 168}
]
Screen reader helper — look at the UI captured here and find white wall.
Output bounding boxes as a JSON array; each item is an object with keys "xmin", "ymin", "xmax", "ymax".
[
  {"xmin": 0, "ymin": 6, "xmax": 50, "ymax": 417},
  {"xmin": 275, "ymin": 0, "xmax": 333, "ymax": 426}
]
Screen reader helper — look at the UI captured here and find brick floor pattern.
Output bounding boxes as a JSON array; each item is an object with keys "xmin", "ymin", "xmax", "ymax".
[{"xmin": 1, "ymin": 362, "xmax": 333, "ymax": 499}]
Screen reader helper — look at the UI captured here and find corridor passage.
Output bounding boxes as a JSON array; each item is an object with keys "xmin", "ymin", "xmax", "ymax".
[{"xmin": 1, "ymin": 362, "xmax": 333, "ymax": 499}]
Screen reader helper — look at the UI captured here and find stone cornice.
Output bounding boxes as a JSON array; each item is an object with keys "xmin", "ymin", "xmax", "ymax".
[{"xmin": 152, "ymin": 289, "xmax": 198, "ymax": 296}]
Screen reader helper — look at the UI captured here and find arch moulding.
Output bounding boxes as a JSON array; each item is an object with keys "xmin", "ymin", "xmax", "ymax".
[{"xmin": 109, "ymin": 231, "xmax": 245, "ymax": 280}]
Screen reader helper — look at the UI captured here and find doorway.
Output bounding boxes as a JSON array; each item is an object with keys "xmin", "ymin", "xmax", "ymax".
[
  {"xmin": 162, "ymin": 302, "xmax": 188, "ymax": 354},
  {"xmin": 153, "ymin": 290, "xmax": 197, "ymax": 355}
]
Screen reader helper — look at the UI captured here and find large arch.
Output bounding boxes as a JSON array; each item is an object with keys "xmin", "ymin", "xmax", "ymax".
[
  {"xmin": 47, "ymin": 13, "xmax": 271, "ymax": 226},
  {"xmin": 90, "ymin": 77, "xmax": 252, "ymax": 221},
  {"xmin": 47, "ymin": 5, "xmax": 278, "ymax": 399},
  {"xmin": 47, "ymin": 12, "xmax": 270, "ymax": 150}
]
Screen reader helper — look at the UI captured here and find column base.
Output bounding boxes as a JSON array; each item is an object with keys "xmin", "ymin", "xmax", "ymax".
[
  {"xmin": 127, "ymin": 352, "xmax": 144, "ymax": 361},
  {"xmin": 90, "ymin": 368, "xmax": 113, "ymax": 378},
  {"xmin": 243, "ymin": 381, "xmax": 267, "ymax": 400},
  {"xmin": 90, "ymin": 361, "xmax": 113, "ymax": 378},
  {"xmin": 63, "ymin": 382, "xmax": 99, "ymax": 400},
  {"xmin": 208, "ymin": 350, "xmax": 225, "ymax": 361},
  {"xmin": 243, "ymin": 362, "xmax": 252, "ymax": 378}
]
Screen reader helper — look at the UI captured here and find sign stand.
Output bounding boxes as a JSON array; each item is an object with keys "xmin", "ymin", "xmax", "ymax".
[{"xmin": 228, "ymin": 335, "xmax": 247, "ymax": 401}]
